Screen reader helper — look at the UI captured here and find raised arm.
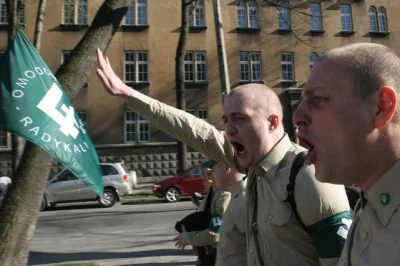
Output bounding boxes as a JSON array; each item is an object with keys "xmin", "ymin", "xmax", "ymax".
[{"xmin": 96, "ymin": 49, "xmax": 240, "ymax": 171}]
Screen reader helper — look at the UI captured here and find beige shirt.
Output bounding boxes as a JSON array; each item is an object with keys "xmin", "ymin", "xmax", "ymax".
[
  {"xmin": 216, "ymin": 180, "xmax": 247, "ymax": 266},
  {"xmin": 337, "ymin": 160, "xmax": 400, "ymax": 266},
  {"xmin": 184, "ymin": 186, "xmax": 231, "ymax": 248},
  {"xmin": 126, "ymin": 91, "xmax": 351, "ymax": 266}
]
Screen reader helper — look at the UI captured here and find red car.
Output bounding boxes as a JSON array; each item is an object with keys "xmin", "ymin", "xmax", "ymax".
[{"xmin": 152, "ymin": 163, "xmax": 209, "ymax": 203}]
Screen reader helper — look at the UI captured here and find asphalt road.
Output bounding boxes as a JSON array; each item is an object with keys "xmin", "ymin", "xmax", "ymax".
[{"xmin": 28, "ymin": 199, "xmax": 198, "ymax": 266}]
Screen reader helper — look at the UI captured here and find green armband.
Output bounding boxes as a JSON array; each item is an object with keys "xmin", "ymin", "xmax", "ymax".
[
  {"xmin": 209, "ymin": 212, "xmax": 223, "ymax": 234},
  {"xmin": 308, "ymin": 211, "xmax": 353, "ymax": 258}
]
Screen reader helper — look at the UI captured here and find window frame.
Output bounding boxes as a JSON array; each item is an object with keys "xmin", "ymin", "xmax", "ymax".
[
  {"xmin": 309, "ymin": 3, "xmax": 322, "ymax": 31},
  {"xmin": 237, "ymin": 0, "xmax": 259, "ymax": 28},
  {"xmin": 124, "ymin": 111, "xmax": 150, "ymax": 143},
  {"xmin": 124, "ymin": 0, "xmax": 148, "ymax": 26},
  {"xmin": 184, "ymin": 51, "xmax": 207, "ymax": 83},
  {"xmin": 189, "ymin": 0, "xmax": 205, "ymax": 27},
  {"xmin": 309, "ymin": 53, "xmax": 319, "ymax": 72},
  {"xmin": 187, "ymin": 109, "xmax": 208, "ymax": 122},
  {"xmin": 123, "ymin": 51, "xmax": 149, "ymax": 84},
  {"xmin": 277, "ymin": 3, "xmax": 291, "ymax": 30},
  {"xmin": 281, "ymin": 52, "xmax": 295, "ymax": 82},
  {"xmin": 340, "ymin": 5, "xmax": 353, "ymax": 32},
  {"xmin": 62, "ymin": 0, "xmax": 88, "ymax": 25},
  {"xmin": 378, "ymin": 7, "xmax": 388, "ymax": 33},
  {"xmin": 239, "ymin": 51, "xmax": 262, "ymax": 82}
]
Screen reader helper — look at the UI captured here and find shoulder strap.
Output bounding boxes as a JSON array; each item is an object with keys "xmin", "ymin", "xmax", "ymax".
[
  {"xmin": 204, "ymin": 185, "xmax": 213, "ymax": 214},
  {"xmin": 284, "ymin": 151, "xmax": 308, "ymax": 231}
]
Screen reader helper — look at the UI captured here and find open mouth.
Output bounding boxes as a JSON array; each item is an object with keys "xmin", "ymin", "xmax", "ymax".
[
  {"xmin": 231, "ymin": 141, "xmax": 245, "ymax": 157},
  {"xmin": 297, "ymin": 136, "xmax": 316, "ymax": 165}
]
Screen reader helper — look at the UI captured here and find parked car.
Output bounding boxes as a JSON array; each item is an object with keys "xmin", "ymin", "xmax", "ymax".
[
  {"xmin": 41, "ymin": 163, "xmax": 134, "ymax": 211},
  {"xmin": 152, "ymin": 163, "xmax": 209, "ymax": 203}
]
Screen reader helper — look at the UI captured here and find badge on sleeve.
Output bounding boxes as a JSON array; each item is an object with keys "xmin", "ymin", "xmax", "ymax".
[
  {"xmin": 209, "ymin": 213, "xmax": 223, "ymax": 233},
  {"xmin": 380, "ymin": 193, "xmax": 390, "ymax": 206}
]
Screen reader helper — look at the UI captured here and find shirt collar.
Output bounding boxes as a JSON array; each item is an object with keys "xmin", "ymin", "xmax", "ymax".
[
  {"xmin": 253, "ymin": 134, "xmax": 291, "ymax": 178},
  {"xmin": 366, "ymin": 160, "xmax": 400, "ymax": 227}
]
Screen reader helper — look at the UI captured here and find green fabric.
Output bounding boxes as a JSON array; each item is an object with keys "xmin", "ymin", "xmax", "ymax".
[
  {"xmin": 308, "ymin": 211, "xmax": 353, "ymax": 258},
  {"xmin": 209, "ymin": 212, "xmax": 223, "ymax": 234},
  {"xmin": 0, "ymin": 28, "xmax": 103, "ymax": 195}
]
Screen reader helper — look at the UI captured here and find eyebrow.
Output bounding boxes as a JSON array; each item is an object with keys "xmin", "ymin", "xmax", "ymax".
[
  {"xmin": 221, "ymin": 112, "xmax": 243, "ymax": 120},
  {"xmin": 302, "ymin": 86, "xmax": 329, "ymax": 97}
]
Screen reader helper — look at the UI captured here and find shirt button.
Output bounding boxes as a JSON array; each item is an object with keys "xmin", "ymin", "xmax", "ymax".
[
  {"xmin": 269, "ymin": 215, "xmax": 273, "ymax": 220},
  {"xmin": 363, "ymin": 231, "xmax": 369, "ymax": 240},
  {"xmin": 257, "ymin": 176, "xmax": 261, "ymax": 180}
]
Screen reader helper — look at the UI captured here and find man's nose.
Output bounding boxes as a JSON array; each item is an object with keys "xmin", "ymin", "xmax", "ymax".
[
  {"xmin": 225, "ymin": 121, "xmax": 237, "ymax": 137},
  {"xmin": 292, "ymin": 101, "xmax": 309, "ymax": 128}
]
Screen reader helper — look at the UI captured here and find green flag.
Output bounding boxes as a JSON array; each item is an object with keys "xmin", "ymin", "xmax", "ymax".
[{"xmin": 0, "ymin": 28, "xmax": 103, "ymax": 195}]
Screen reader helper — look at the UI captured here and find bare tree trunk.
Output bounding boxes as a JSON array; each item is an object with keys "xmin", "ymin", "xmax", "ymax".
[
  {"xmin": 212, "ymin": 0, "xmax": 230, "ymax": 103},
  {"xmin": 33, "ymin": 0, "xmax": 47, "ymax": 51},
  {"xmin": 0, "ymin": 1, "xmax": 129, "ymax": 265},
  {"xmin": 6, "ymin": 0, "xmax": 25, "ymax": 174},
  {"xmin": 175, "ymin": 0, "xmax": 197, "ymax": 173}
]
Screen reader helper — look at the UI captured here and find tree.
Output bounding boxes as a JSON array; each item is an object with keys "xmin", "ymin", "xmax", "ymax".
[
  {"xmin": 212, "ymin": 0, "xmax": 230, "ymax": 102},
  {"xmin": 175, "ymin": 0, "xmax": 199, "ymax": 173},
  {"xmin": 0, "ymin": 1, "xmax": 129, "ymax": 265}
]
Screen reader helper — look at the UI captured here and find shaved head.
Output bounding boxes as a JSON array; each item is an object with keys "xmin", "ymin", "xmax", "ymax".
[
  {"xmin": 227, "ymin": 84, "xmax": 283, "ymax": 122},
  {"xmin": 318, "ymin": 43, "xmax": 400, "ymax": 100}
]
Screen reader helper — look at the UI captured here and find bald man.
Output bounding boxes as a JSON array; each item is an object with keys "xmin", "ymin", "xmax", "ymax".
[
  {"xmin": 96, "ymin": 49, "xmax": 351, "ymax": 266},
  {"xmin": 294, "ymin": 43, "xmax": 400, "ymax": 266}
]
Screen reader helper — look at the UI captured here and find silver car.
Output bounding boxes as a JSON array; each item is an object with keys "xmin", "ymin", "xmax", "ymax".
[{"xmin": 41, "ymin": 163, "xmax": 134, "ymax": 211}]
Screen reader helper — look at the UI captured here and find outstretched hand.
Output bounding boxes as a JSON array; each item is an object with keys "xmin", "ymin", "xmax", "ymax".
[
  {"xmin": 96, "ymin": 48, "xmax": 132, "ymax": 97},
  {"xmin": 172, "ymin": 224, "xmax": 190, "ymax": 250}
]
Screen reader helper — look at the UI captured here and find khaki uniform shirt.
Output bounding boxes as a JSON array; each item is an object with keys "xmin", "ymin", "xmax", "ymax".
[
  {"xmin": 216, "ymin": 180, "xmax": 247, "ymax": 266},
  {"xmin": 184, "ymin": 186, "xmax": 231, "ymax": 248},
  {"xmin": 126, "ymin": 91, "xmax": 352, "ymax": 266},
  {"xmin": 337, "ymin": 160, "xmax": 400, "ymax": 266}
]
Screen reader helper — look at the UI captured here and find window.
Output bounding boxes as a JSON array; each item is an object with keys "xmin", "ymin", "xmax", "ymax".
[
  {"xmin": 61, "ymin": 51, "xmax": 71, "ymax": 64},
  {"xmin": 77, "ymin": 112, "xmax": 87, "ymax": 127},
  {"xmin": 187, "ymin": 109, "xmax": 208, "ymax": 122},
  {"xmin": 0, "ymin": 0, "xmax": 24, "ymax": 25},
  {"xmin": 378, "ymin": 7, "xmax": 388, "ymax": 32},
  {"xmin": 369, "ymin": 7, "xmax": 378, "ymax": 32},
  {"xmin": 124, "ymin": 0, "xmax": 147, "ymax": 26},
  {"xmin": 281, "ymin": 53, "xmax": 294, "ymax": 82},
  {"xmin": 340, "ymin": 5, "xmax": 353, "ymax": 32},
  {"xmin": 99, "ymin": 165, "xmax": 119, "ymax": 176},
  {"xmin": 58, "ymin": 170, "xmax": 78, "ymax": 182},
  {"xmin": 278, "ymin": 3, "xmax": 291, "ymax": 30},
  {"xmin": 237, "ymin": 1, "xmax": 258, "ymax": 28},
  {"xmin": 63, "ymin": 0, "xmax": 88, "ymax": 25},
  {"xmin": 125, "ymin": 111, "xmax": 150, "ymax": 143},
  {"xmin": 189, "ymin": 0, "xmax": 205, "ymax": 27},
  {"xmin": 0, "ymin": 131, "xmax": 9, "ymax": 148},
  {"xmin": 124, "ymin": 51, "xmax": 148, "ymax": 83},
  {"xmin": 184, "ymin": 51, "xmax": 207, "ymax": 82},
  {"xmin": 0, "ymin": 0, "xmax": 6, "ymax": 24},
  {"xmin": 239, "ymin": 52, "xmax": 262, "ymax": 82},
  {"xmin": 309, "ymin": 53, "xmax": 318, "ymax": 71},
  {"xmin": 310, "ymin": 3, "xmax": 322, "ymax": 30}
]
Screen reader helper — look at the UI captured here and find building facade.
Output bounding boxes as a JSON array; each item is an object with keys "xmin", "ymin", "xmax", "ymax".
[{"xmin": 0, "ymin": 0, "xmax": 398, "ymax": 177}]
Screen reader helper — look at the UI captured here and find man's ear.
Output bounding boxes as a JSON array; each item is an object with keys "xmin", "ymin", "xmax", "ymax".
[
  {"xmin": 375, "ymin": 86, "xmax": 397, "ymax": 128},
  {"xmin": 268, "ymin": 114, "xmax": 279, "ymax": 130}
]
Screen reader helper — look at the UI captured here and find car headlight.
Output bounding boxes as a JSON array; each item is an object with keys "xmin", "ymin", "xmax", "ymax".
[{"xmin": 153, "ymin": 184, "xmax": 162, "ymax": 188}]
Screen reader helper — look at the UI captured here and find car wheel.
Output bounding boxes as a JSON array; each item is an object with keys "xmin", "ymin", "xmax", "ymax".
[
  {"xmin": 165, "ymin": 187, "xmax": 181, "ymax": 203},
  {"xmin": 99, "ymin": 188, "xmax": 117, "ymax": 208},
  {"xmin": 40, "ymin": 198, "xmax": 47, "ymax": 212}
]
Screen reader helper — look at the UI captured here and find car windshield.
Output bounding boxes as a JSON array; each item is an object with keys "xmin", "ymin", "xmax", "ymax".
[{"xmin": 183, "ymin": 165, "xmax": 202, "ymax": 176}]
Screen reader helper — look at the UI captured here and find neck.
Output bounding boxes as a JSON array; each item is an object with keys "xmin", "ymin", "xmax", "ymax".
[{"xmin": 357, "ymin": 145, "xmax": 400, "ymax": 190}]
